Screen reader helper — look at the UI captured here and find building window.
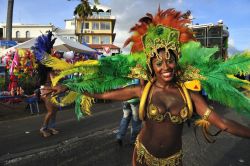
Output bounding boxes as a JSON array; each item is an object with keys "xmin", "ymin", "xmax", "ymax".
[
  {"xmin": 92, "ymin": 36, "xmax": 99, "ymax": 44},
  {"xmin": 71, "ymin": 21, "xmax": 75, "ymax": 26},
  {"xmin": 16, "ymin": 31, "xmax": 20, "ymax": 38},
  {"xmin": 25, "ymin": 31, "xmax": 30, "ymax": 38},
  {"xmin": 83, "ymin": 35, "xmax": 90, "ymax": 43},
  {"xmin": 92, "ymin": 22, "xmax": 99, "ymax": 30},
  {"xmin": 100, "ymin": 22, "xmax": 110, "ymax": 30},
  {"xmin": 84, "ymin": 22, "xmax": 89, "ymax": 29},
  {"xmin": 0, "ymin": 28, "xmax": 3, "ymax": 38},
  {"xmin": 100, "ymin": 36, "xmax": 110, "ymax": 44}
]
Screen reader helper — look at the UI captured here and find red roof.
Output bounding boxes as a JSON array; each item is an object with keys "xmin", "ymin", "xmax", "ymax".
[{"xmin": 88, "ymin": 44, "xmax": 120, "ymax": 49}]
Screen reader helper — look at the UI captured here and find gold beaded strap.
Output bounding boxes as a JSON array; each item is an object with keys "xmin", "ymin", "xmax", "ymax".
[
  {"xmin": 178, "ymin": 83, "xmax": 193, "ymax": 119},
  {"xmin": 135, "ymin": 138, "xmax": 183, "ymax": 166},
  {"xmin": 139, "ymin": 81, "xmax": 153, "ymax": 120},
  {"xmin": 146, "ymin": 86, "xmax": 179, "ymax": 123}
]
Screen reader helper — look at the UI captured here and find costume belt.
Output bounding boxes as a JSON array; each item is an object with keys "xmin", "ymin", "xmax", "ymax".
[{"xmin": 135, "ymin": 138, "xmax": 182, "ymax": 166}]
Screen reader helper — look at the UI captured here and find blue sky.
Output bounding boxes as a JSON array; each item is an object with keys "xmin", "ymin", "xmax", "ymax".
[{"xmin": 0, "ymin": 0, "xmax": 250, "ymax": 51}]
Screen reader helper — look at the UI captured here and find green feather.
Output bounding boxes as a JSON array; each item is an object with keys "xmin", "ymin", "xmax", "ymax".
[
  {"xmin": 217, "ymin": 52, "xmax": 250, "ymax": 75},
  {"xmin": 75, "ymin": 94, "xmax": 84, "ymax": 120},
  {"xmin": 61, "ymin": 52, "xmax": 146, "ymax": 94},
  {"xmin": 180, "ymin": 42, "xmax": 250, "ymax": 115},
  {"xmin": 64, "ymin": 75, "xmax": 131, "ymax": 94},
  {"xmin": 180, "ymin": 41, "xmax": 218, "ymax": 66}
]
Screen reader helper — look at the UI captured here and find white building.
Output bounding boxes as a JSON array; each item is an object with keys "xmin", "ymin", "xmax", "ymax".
[
  {"xmin": 0, "ymin": 23, "xmax": 55, "ymax": 43},
  {"xmin": 54, "ymin": 18, "xmax": 78, "ymax": 42}
]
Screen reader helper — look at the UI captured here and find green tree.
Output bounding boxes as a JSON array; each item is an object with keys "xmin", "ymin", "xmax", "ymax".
[
  {"xmin": 6, "ymin": 0, "xmax": 14, "ymax": 42},
  {"xmin": 73, "ymin": 0, "xmax": 99, "ymax": 43}
]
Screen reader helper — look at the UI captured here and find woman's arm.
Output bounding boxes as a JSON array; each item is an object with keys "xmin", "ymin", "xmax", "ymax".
[
  {"xmin": 47, "ymin": 84, "xmax": 143, "ymax": 101},
  {"xmin": 86, "ymin": 85, "xmax": 142, "ymax": 101},
  {"xmin": 190, "ymin": 91, "xmax": 250, "ymax": 139}
]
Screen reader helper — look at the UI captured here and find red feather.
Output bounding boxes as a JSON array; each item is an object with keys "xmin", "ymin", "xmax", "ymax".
[{"xmin": 124, "ymin": 8, "xmax": 195, "ymax": 52}]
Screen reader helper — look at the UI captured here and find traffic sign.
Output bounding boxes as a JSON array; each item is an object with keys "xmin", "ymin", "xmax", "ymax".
[{"xmin": 0, "ymin": 40, "xmax": 17, "ymax": 47}]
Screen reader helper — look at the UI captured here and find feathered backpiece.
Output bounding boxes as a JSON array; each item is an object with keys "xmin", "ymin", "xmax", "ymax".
[{"xmin": 41, "ymin": 8, "xmax": 250, "ymax": 120}]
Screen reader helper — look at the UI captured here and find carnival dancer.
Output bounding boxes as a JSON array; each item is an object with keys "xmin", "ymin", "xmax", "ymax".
[
  {"xmin": 39, "ymin": 70, "xmax": 59, "ymax": 137},
  {"xmin": 32, "ymin": 32, "xmax": 59, "ymax": 137},
  {"xmin": 41, "ymin": 8, "xmax": 250, "ymax": 166}
]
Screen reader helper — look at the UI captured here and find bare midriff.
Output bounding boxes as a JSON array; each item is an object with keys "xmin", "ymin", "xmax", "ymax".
[{"xmin": 138, "ymin": 119, "xmax": 183, "ymax": 158}]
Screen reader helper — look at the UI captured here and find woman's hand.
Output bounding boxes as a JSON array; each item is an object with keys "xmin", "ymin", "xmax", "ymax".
[
  {"xmin": 40, "ymin": 84, "xmax": 68, "ymax": 97},
  {"xmin": 50, "ymin": 84, "xmax": 68, "ymax": 96},
  {"xmin": 40, "ymin": 86, "xmax": 54, "ymax": 97}
]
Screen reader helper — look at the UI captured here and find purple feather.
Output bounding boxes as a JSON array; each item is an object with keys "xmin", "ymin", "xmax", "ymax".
[{"xmin": 31, "ymin": 31, "xmax": 57, "ymax": 62}]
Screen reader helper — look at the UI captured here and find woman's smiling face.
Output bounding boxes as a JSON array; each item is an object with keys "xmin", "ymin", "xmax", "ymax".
[{"xmin": 152, "ymin": 49, "xmax": 177, "ymax": 83}]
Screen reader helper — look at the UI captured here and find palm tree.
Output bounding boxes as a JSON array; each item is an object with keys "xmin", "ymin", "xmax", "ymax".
[
  {"xmin": 73, "ymin": 0, "xmax": 99, "ymax": 43},
  {"xmin": 6, "ymin": 0, "xmax": 14, "ymax": 42}
]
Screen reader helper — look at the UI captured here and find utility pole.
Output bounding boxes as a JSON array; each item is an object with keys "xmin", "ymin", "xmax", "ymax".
[{"xmin": 6, "ymin": 0, "xmax": 14, "ymax": 42}]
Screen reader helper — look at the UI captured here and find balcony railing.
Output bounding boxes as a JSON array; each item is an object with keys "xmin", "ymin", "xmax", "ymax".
[{"xmin": 88, "ymin": 12, "xmax": 115, "ymax": 19}]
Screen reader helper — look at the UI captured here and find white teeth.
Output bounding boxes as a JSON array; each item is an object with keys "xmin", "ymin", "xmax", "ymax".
[{"xmin": 162, "ymin": 72, "xmax": 171, "ymax": 77}]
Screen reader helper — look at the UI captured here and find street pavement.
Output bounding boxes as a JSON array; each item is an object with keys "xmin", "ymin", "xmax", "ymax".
[{"xmin": 0, "ymin": 101, "xmax": 250, "ymax": 166}]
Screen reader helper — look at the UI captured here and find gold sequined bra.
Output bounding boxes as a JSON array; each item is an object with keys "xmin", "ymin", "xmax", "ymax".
[{"xmin": 147, "ymin": 85, "xmax": 189, "ymax": 124}]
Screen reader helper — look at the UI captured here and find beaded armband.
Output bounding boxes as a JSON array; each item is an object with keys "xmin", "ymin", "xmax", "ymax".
[{"xmin": 195, "ymin": 107, "xmax": 221, "ymax": 143}]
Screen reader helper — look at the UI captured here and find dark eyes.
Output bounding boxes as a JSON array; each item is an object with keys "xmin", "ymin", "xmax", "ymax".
[
  {"xmin": 155, "ymin": 58, "xmax": 175, "ymax": 67},
  {"xmin": 168, "ymin": 58, "xmax": 175, "ymax": 63},
  {"xmin": 156, "ymin": 60, "xmax": 163, "ymax": 66}
]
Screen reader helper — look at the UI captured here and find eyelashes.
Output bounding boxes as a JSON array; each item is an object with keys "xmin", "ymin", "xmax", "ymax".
[
  {"xmin": 155, "ymin": 58, "xmax": 175, "ymax": 67},
  {"xmin": 156, "ymin": 60, "xmax": 163, "ymax": 66}
]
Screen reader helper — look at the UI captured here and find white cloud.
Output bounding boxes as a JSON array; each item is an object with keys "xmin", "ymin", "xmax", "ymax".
[
  {"xmin": 113, "ymin": 30, "xmax": 131, "ymax": 53},
  {"xmin": 178, "ymin": 0, "xmax": 183, "ymax": 4},
  {"xmin": 228, "ymin": 38, "xmax": 234, "ymax": 46}
]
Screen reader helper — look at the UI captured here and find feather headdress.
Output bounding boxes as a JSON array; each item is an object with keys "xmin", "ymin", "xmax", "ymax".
[
  {"xmin": 124, "ymin": 8, "xmax": 195, "ymax": 53},
  {"xmin": 32, "ymin": 31, "xmax": 57, "ymax": 85},
  {"xmin": 32, "ymin": 31, "xmax": 56, "ymax": 62}
]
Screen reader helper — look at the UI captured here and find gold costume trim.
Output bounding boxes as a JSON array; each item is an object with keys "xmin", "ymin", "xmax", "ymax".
[
  {"xmin": 139, "ymin": 81, "xmax": 153, "ymax": 120},
  {"xmin": 147, "ymin": 85, "xmax": 189, "ymax": 124},
  {"xmin": 135, "ymin": 138, "xmax": 183, "ymax": 166},
  {"xmin": 143, "ymin": 26, "xmax": 181, "ymax": 75},
  {"xmin": 139, "ymin": 81, "xmax": 193, "ymax": 121},
  {"xmin": 195, "ymin": 107, "xmax": 222, "ymax": 143},
  {"xmin": 179, "ymin": 83, "xmax": 193, "ymax": 119},
  {"xmin": 203, "ymin": 107, "xmax": 212, "ymax": 120}
]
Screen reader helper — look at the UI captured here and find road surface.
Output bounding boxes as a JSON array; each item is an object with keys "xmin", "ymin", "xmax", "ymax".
[{"xmin": 0, "ymin": 101, "xmax": 250, "ymax": 166}]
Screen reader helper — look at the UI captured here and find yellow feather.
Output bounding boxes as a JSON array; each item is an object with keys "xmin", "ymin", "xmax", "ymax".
[
  {"xmin": 227, "ymin": 74, "xmax": 250, "ymax": 90},
  {"xmin": 42, "ymin": 55, "xmax": 73, "ymax": 70},
  {"xmin": 50, "ymin": 91, "xmax": 78, "ymax": 107},
  {"xmin": 74, "ymin": 60, "xmax": 99, "ymax": 67},
  {"xmin": 51, "ymin": 60, "xmax": 100, "ymax": 86},
  {"xmin": 80, "ymin": 95, "xmax": 95, "ymax": 116}
]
